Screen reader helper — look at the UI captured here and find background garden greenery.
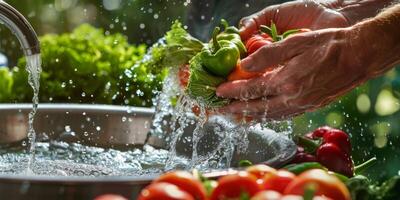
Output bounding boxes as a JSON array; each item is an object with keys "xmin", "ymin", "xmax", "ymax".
[{"xmin": 0, "ymin": 0, "xmax": 399, "ymax": 181}]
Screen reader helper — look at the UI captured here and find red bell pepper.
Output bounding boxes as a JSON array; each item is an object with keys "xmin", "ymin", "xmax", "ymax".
[{"xmin": 295, "ymin": 127, "xmax": 354, "ymax": 177}]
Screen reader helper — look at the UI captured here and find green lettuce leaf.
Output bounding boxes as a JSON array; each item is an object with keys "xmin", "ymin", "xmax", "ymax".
[
  {"xmin": 186, "ymin": 54, "xmax": 230, "ymax": 107},
  {"xmin": 164, "ymin": 21, "xmax": 204, "ymax": 67}
]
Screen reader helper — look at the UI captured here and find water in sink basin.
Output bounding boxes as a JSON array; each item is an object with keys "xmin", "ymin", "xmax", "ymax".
[{"xmin": 0, "ymin": 141, "xmax": 185, "ymax": 177}]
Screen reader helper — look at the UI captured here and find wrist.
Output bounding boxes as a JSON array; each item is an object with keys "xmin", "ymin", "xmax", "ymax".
[
  {"xmin": 346, "ymin": 6, "xmax": 400, "ymax": 79},
  {"xmin": 336, "ymin": 0, "xmax": 396, "ymax": 25}
]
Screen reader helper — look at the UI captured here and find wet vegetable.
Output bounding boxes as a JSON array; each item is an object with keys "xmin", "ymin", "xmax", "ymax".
[
  {"xmin": 201, "ymin": 27, "xmax": 240, "ymax": 77},
  {"xmin": 262, "ymin": 170, "xmax": 296, "ymax": 193},
  {"xmin": 138, "ymin": 182, "xmax": 195, "ymax": 200},
  {"xmin": 216, "ymin": 19, "xmax": 247, "ymax": 57},
  {"xmin": 227, "ymin": 22, "xmax": 311, "ymax": 81},
  {"xmin": 283, "ymin": 162, "xmax": 326, "ymax": 175},
  {"xmin": 245, "ymin": 33, "xmax": 272, "ymax": 55},
  {"xmin": 210, "ymin": 171, "xmax": 262, "ymax": 200},
  {"xmin": 153, "ymin": 171, "xmax": 207, "ymax": 200},
  {"xmin": 246, "ymin": 164, "xmax": 277, "ymax": 179},
  {"xmin": 186, "ymin": 54, "xmax": 229, "ymax": 107},
  {"xmin": 284, "ymin": 169, "xmax": 351, "ymax": 200},
  {"xmin": 296, "ymin": 126, "xmax": 354, "ymax": 177}
]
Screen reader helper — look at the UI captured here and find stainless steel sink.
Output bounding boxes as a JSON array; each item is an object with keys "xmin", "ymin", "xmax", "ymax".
[{"xmin": 0, "ymin": 104, "xmax": 296, "ymax": 199}]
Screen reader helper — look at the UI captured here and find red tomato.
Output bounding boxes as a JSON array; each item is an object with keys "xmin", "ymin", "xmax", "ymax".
[
  {"xmin": 250, "ymin": 191, "xmax": 332, "ymax": 200},
  {"xmin": 138, "ymin": 182, "xmax": 195, "ymax": 200},
  {"xmin": 262, "ymin": 170, "xmax": 296, "ymax": 193},
  {"xmin": 178, "ymin": 65, "xmax": 190, "ymax": 88},
  {"xmin": 153, "ymin": 171, "xmax": 207, "ymax": 200},
  {"xmin": 246, "ymin": 164, "xmax": 277, "ymax": 179},
  {"xmin": 94, "ymin": 194, "xmax": 127, "ymax": 200},
  {"xmin": 284, "ymin": 169, "xmax": 351, "ymax": 200},
  {"xmin": 210, "ymin": 171, "xmax": 262, "ymax": 200},
  {"xmin": 245, "ymin": 34, "xmax": 273, "ymax": 55}
]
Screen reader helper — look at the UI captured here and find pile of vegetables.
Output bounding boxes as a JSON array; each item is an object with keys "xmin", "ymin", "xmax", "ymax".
[
  {"xmin": 167, "ymin": 20, "xmax": 311, "ymax": 108},
  {"xmin": 94, "ymin": 126, "xmax": 400, "ymax": 200},
  {"xmin": 0, "ymin": 24, "xmax": 167, "ymax": 106}
]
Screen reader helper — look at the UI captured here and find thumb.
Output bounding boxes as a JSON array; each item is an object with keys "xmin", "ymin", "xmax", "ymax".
[
  {"xmin": 239, "ymin": 17, "xmax": 258, "ymax": 41},
  {"xmin": 239, "ymin": 5, "xmax": 279, "ymax": 41}
]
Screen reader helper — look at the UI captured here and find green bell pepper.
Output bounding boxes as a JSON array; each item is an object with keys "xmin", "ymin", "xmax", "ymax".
[
  {"xmin": 216, "ymin": 19, "xmax": 247, "ymax": 57},
  {"xmin": 201, "ymin": 27, "xmax": 240, "ymax": 77}
]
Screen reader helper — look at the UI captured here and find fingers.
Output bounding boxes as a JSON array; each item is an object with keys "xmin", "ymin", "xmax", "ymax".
[
  {"xmin": 219, "ymin": 96, "xmax": 309, "ymax": 120},
  {"xmin": 216, "ymin": 73, "xmax": 278, "ymax": 100},
  {"xmin": 240, "ymin": 35, "xmax": 307, "ymax": 72},
  {"xmin": 239, "ymin": 17, "xmax": 258, "ymax": 41},
  {"xmin": 239, "ymin": 5, "xmax": 277, "ymax": 41}
]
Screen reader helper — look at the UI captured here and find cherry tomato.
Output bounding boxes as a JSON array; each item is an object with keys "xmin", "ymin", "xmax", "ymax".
[
  {"xmin": 94, "ymin": 194, "xmax": 127, "ymax": 200},
  {"xmin": 138, "ymin": 182, "xmax": 195, "ymax": 200},
  {"xmin": 153, "ymin": 171, "xmax": 207, "ymax": 200},
  {"xmin": 246, "ymin": 164, "xmax": 277, "ymax": 179},
  {"xmin": 263, "ymin": 170, "xmax": 296, "ymax": 193},
  {"xmin": 178, "ymin": 65, "xmax": 190, "ymax": 88},
  {"xmin": 210, "ymin": 171, "xmax": 262, "ymax": 200},
  {"xmin": 245, "ymin": 34, "xmax": 273, "ymax": 55},
  {"xmin": 284, "ymin": 169, "xmax": 351, "ymax": 200}
]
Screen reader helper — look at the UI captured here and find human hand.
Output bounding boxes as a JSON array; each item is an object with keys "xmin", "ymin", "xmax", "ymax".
[
  {"xmin": 216, "ymin": 28, "xmax": 367, "ymax": 120},
  {"xmin": 239, "ymin": 0, "xmax": 349, "ymax": 41}
]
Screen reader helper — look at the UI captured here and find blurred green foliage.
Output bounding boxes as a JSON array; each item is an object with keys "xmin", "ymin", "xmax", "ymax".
[
  {"xmin": 2, "ymin": 24, "xmax": 167, "ymax": 106},
  {"xmin": 293, "ymin": 68, "xmax": 400, "ymax": 181},
  {"xmin": 0, "ymin": 0, "xmax": 186, "ymax": 66}
]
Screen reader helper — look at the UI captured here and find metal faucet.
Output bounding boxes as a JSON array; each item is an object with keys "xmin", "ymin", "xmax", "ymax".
[{"xmin": 0, "ymin": 1, "xmax": 40, "ymax": 56}]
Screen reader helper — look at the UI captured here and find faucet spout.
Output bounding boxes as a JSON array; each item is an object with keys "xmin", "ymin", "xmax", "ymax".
[{"xmin": 0, "ymin": 1, "xmax": 40, "ymax": 56}]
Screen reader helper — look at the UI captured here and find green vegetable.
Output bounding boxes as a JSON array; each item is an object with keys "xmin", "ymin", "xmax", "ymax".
[
  {"xmin": 238, "ymin": 160, "xmax": 253, "ymax": 167},
  {"xmin": 376, "ymin": 176, "xmax": 400, "ymax": 200},
  {"xmin": 284, "ymin": 162, "xmax": 326, "ymax": 175},
  {"xmin": 201, "ymin": 27, "xmax": 240, "ymax": 77},
  {"xmin": 303, "ymin": 183, "xmax": 317, "ymax": 200},
  {"xmin": 217, "ymin": 19, "xmax": 247, "ymax": 57},
  {"xmin": 186, "ymin": 54, "xmax": 230, "ymax": 107},
  {"xmin": 346, "ymin": 175, "xmax": 374, "ymax": 200},
  {"xmin": 260, "ymin": 21, "xmax": 302, "ymax": 41},
  {"xmin": 346, "ymin": 175, "xmax": 400, "ymax": 200},
  {"xmin": 327, "ymin": 171, "xmax": 349, "ymax": 182},
  {"xmin": 164, "ymin": 20, "xmax": 204, "ymax": 67},
  {"xmin": 284, "ymin": 162, "xmax": 349, "ymax": 182},
  {"xmin": 203, "ymin": 180, "xmax": 218, "ymax": 197}
]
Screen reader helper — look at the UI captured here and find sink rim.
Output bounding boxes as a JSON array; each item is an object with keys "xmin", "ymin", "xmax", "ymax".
[{"xmin": 0, "ymin": 103, "xmax": 155, "ymax": 114}]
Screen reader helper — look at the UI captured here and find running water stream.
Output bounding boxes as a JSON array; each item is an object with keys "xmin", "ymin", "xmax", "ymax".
[{"xmin": 24, "ymin": 54, "xmax": 42, "ymax": 173}]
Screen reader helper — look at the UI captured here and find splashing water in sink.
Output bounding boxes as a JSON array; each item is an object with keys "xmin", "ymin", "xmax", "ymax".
[{"xmin": 0, "ymin": 36, "xmax": 293, "ymax": 177}]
